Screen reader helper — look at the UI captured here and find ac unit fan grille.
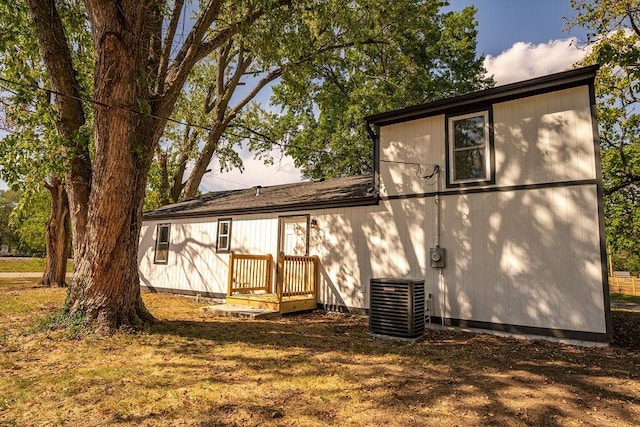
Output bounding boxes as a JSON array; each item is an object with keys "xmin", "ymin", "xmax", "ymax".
[{"xmin": 369, "ymin": 279, "xmax": 425, "ymax": 338}]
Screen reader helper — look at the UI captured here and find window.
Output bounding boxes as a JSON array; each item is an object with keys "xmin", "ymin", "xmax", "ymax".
[
  {"xmin": 154, "ymin": 224, "xmax": 170, "ymax": 264},
  {"xmin": 448, "ymin": 111, "xmax": 492, "ymax": 184},
  {"xmin": 216, "ymin": 218, "xmax": 232, "ymax": 253}
]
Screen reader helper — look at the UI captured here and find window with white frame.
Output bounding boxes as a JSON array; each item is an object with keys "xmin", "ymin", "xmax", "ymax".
[
  {"xmin": 448, "ymin": 111, "xmax": 491, "ymax": 184},
  {"xmin": 216, "ymin": 218, "xmax": 232, "ymax": 253},
  {"xmin": 153, "ymin": 223, "xmax": 170, "ymax": 264}
]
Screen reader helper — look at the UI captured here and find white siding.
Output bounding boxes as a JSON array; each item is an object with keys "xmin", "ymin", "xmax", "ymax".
[
  {"xmin": 380, "ymin": 115, "xmax": 445, "ymax": 197},
  {"xmin": 494, "ymin": 86, "xmax": 596, "ymax": 186},
  {"xmin": 140, "ymin": 181, "xmax": 606, "ymax": 334}
]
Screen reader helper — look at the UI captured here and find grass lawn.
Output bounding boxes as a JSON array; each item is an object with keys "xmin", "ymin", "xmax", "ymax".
[
  {"xmin": 1, "ymin": 279, "xmax": 639, "ymax": 426},
  {"xmin": 610, "ymin": 292, "xmax": 640, "ymax": 304},
  {"xmin": 0, "ymin": 258, "xmax": 74, "ymax": 273}
]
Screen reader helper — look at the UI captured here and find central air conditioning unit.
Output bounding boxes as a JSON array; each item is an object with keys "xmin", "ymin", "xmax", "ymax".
[{"xmin": 369, "ymin": 278, "xmax": 425, "ymax": 339}]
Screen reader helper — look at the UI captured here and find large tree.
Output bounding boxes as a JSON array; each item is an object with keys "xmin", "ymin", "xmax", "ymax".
[
  {"xmin": 570, "ymin": 0, "xmax": 640, "ymax": 270},
  {"xmin": 23, "ymin": 0, "xmax": 300, "ymax": 333},
  {"xmin": 0, "ymin": 190, "xmax": 20, "ymax": 253},
  {"xmin": 253, "ymin": 3, "xmax": 492, "ymax": 179},
  {"xmin": 20, "ymin": 0, "xmax": 488, "ymax": 334}
]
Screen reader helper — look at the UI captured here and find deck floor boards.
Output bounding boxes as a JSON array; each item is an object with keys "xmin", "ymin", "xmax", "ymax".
[{"xmin": 226, "ymin": 292, "xmax": 316, "ymax": 313}]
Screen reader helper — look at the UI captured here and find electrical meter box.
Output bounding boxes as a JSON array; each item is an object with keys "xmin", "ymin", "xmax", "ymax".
[{"xmin": 430, "ymin": 246, "xmax": 446, "ymax": 269}]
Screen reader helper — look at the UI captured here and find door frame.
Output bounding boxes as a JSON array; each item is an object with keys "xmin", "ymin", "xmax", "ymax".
[{"xmin": 277, "ymin": 214, "xmax": 310, "ymax": 256}]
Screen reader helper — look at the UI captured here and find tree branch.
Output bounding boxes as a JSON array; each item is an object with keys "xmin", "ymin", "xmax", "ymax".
[{"xmin": 156, "ymin": 0, "xmax": 185, "ymax": 94}]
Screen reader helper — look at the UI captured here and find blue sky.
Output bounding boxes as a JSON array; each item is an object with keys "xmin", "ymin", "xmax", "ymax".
[
  {"xmin": 449, "ymin": 0, "xmax": 586, "ymax": 57},
  {"xmin": 0, "ymin": 1, "xmax": 591, "ymax": 193}
]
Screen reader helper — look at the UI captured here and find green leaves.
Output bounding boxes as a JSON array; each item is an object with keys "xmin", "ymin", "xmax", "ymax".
[
  {"xmin": 249, "ymin": 1, "xmax": 492, "ymax": 179},
  {"xmin": 0, "ymin": 0, "xmax": 93, "ymax": 194},
  {"xmin": 570, "ymin": 0, "xmax": 640, "ymax": 268}
]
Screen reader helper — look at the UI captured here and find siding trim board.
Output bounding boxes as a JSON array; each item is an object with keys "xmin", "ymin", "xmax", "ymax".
[
  {"xmin": 315, "ymin": 306, "xmax": 608, "ymax": 343},
  {"xmin": 430, "ymin": 317, "xmax": 610, "ymax": 344},
  {"xmin": 380, "ymin": 178, "xmax": 599, "ymax": 201},
  {"xmin": 590, "ymin": 81, "xmax": 614, "ymax": 342}
]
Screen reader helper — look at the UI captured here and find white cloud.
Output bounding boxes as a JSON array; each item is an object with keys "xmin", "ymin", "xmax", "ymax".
[
  {"xmin": 484, "ymin": 37, "xmax": 591, "ymax": 85},
  {"xmin": 199, "ymin": 148, "xmax": 304, "ymax": 192}
]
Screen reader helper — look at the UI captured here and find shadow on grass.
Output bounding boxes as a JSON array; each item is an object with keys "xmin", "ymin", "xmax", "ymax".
[{"xmin": 145, "ymin": 312, "xmax": 640, "ymax": 426}]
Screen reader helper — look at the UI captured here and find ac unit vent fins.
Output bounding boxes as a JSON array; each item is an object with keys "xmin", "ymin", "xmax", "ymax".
[{"xmin": 369, "ymin": 278, "xmax": 425, "ymax": 339}]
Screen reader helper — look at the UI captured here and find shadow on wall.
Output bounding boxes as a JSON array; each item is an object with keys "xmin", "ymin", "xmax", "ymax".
[
  {"xmin": 311, "ymin": 94, "xmax": 605, "ymax": 333},
  {"xmin": 139, "ymin": 221, "xmax": 227, "ymax": 296}
]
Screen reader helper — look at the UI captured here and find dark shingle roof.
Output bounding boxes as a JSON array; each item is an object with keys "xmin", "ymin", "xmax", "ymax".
[{"xmin": 143, "ymin": 175, "xmax": 377, "ymax": 220}]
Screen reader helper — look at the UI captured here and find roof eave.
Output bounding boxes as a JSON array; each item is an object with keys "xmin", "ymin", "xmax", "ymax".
[
  {"xmin": 142, "ymin": 195, "xmax": 379, "ymax": 221},
  {"xmin": 365, "ymin": 65, "xmax": 599, "ymax": 127}
]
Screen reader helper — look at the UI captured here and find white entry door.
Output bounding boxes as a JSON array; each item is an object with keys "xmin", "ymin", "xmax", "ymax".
[{"xmin": 279, "ymin": 217, "xmax": 308, "ymax": 256}]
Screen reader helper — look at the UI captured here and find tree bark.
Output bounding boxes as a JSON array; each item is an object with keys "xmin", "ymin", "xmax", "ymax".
[
  {"xmin": 63, "ymin": 0, "xmax": 156, "ymax": 334},
  {"xmin": 41, "ymin": 180, "xmax": 70, "ymax": 288}
]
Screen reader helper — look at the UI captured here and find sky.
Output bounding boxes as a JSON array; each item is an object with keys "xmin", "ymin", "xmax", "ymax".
[{"xmin": 0, "ymin": 1, "xmax": 592, "ymax": 193}]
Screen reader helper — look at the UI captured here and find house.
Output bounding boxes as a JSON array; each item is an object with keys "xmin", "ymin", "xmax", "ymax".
[{"xmin": 139, "ymin": 65, "xmax": 611, "ymax": 344}]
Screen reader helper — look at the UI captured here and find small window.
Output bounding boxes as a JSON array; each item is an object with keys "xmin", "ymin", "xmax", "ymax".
[
  {"xmin": 448, "ymin": 111, "xmax": 491, "ymax": 184},
  {"xmin": 154, "ymin": 224, "xmax": 170, "ymax": 264},
  {"xmin": 216, "ymin": 218, "xmax": 232, "ymax": 253}
]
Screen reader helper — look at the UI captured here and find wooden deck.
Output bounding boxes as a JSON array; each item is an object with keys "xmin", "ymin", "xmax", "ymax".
[{"xmin": 226, "ymin": 252, "xmax": 318, "ymax": 314}]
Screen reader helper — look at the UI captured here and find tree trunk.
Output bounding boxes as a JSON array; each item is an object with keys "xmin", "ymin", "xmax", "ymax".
[
  {"xmin": 24, "ymin": 0, "xmax": 91, "ymax": 273},
  {"xmin": 41, "ymin": 181, "xmax": 70, "ymax": 287},
  {"xmin": 64, "ymin": 1, "xmax": 155, "ymax": 334}
]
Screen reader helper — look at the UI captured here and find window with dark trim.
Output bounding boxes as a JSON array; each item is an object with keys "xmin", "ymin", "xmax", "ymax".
[
  {"xmin": 447, "ymin": 110, "xmax": 492, "ymax": 185},
  {"xmin": 153, "ymin": 223, "xmax": 170, "ymax": 264},
  {"xmin": 216, "ymin": 218, "xmax": 232, "ymax": 253}
]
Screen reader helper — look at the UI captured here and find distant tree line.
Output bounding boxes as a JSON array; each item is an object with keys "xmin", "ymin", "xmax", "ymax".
[{"xmin": 0, "ymin": 189, "xmax": 48, "ymax": 256}]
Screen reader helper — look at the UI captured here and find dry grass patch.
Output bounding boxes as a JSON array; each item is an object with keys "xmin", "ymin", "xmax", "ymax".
[
  {"xmin": 0, "ymin": 258, "xmax": 74, "ymax": 273},
  {"xmin": 1, "ymin": 280, "xmax": 639, "ymax": 426}
]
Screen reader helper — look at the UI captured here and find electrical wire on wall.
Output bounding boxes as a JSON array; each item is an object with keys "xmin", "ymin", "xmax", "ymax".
[{"xmin": 379, "ymin": 159, "xmax": 440, "ymax": 185}]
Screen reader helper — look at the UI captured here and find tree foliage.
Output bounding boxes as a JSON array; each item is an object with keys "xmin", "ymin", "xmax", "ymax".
[
  {"xmin": 12, "ymin": 189, "xmax": 50, "ymax": 255},
  {"xmin": 570, "ymin": 0, "xmax": 640, "ymax": 269},
  {"xmin": 0, "ymin": 189, "xmax": 20, "ymax": 252},
  {"xmin": 0, "ymin": 1, "xmax": 93, "ymax": 192},
  {"xmin": 150, "ymin": 0, "xmax": 491, "ymax": 206},
  {"xmin": 244, "ymin": 3, "xmax": 492, "ymax": 179}
]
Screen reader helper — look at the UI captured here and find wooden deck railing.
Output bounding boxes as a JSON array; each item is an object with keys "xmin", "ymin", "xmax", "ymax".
[
  {"xmin": 609, "ymin": 276, "xmax": 639, "ymax": 296},
  {"xmin": 277, "ymin": 253, "xmax": 318, "ymax": 300},
  {"xmin": 227, "ymin": 252, "xmax": 273, "ymax": 296}
]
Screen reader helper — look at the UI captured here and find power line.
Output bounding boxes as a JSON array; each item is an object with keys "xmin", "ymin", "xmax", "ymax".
[{"xmin": 0, "ymin": 75, "xmax": 373, "ymax": 166}]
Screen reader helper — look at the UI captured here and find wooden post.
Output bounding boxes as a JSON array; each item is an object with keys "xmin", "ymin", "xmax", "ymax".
[
  {"xmin": 634, "ymin": 277, "xmax": 637, "ymax": 296},
  {"xmin": 265, "ymin": 254, "xmax": 273, "ymax": 293},
  {"xmin": 277, "ymin": 252, "xmax": 284, "ymax": 303},
  {"xmin": 227, "ymin": 251, "xmax": 235, "ymax": 297},
  {"xmin": 311, "ymin": 255, "xmax": 318, "ymax": 301}
]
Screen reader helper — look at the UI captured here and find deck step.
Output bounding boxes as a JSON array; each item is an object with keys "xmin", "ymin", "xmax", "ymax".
[
  {"xmin": 201, "ymin": 304, "xmax": 281, "ymax": 320},
  {"xmin": 226, "ymin": 293, "xmax": 280, "ymax": 311}
]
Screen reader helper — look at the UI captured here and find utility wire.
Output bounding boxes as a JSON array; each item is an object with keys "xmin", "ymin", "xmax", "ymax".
[{"xmin": 0, "ymin": 75, "xmax": 372, "ymax": 165}]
